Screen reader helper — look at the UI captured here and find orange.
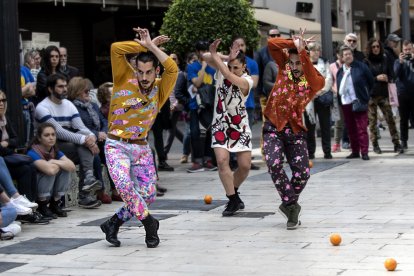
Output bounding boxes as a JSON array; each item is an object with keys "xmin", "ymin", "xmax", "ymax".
[
  {"xmin": 330, "ymin": 233, "xmax": 342, "ymax": 246},
  {"xmin": 384, "ymin": 258, "xmax": 397, "ymax": 271},
  {"xmin": 204, "ymin": 195, "xmax": 213, "ymax": 204},
  {"xmin": 309, "ymin": 160, "xmax": 313, "ymax": 168}
]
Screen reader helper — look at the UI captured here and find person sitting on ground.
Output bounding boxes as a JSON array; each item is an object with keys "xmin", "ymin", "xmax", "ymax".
[
  {"xmin": 67, "ymin": 77, "xmax": 112, "ymax": 204},
  {"xmin": 34, "ymin": 73, "xmax": 102, "ymax": 209},
  {"xmin": 27, "ymin": 122, "xmax": 76, "ymax": 219},
  {"xmin": 0, "ymin": 186, "xmax": 21, "ymax": 240}
]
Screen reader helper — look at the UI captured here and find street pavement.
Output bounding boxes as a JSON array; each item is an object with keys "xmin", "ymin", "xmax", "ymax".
[{"xmin": 1, "ymin": 121, "xmax": 414, "ymax": 276}]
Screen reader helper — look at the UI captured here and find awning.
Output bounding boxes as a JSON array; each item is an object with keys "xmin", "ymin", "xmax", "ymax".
[{"xmin": 254, "ymin": 8, "xmax": 346, "ymax": 41}]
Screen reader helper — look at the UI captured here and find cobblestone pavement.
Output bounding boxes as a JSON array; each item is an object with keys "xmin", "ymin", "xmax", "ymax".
[{"xmin": 1, "ymin": 122, "xmax": 413, "ymax": 275}]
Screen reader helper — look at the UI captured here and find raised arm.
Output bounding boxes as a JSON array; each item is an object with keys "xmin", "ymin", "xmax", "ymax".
[{"xmin": 209, "ymin": 39, "xmax": 250, "ymax": 95}]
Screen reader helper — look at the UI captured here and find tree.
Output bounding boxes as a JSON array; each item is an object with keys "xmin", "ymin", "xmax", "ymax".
[{"xmin": 160, "ymin": 0, "xmax": 259, "ymax": 58}]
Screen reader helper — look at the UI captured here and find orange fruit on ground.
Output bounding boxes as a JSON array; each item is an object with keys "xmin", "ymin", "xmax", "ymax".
[
  {"xmin": 384, "ymin": 258, "xmax": 397, "ymax": 271},
  {"xmin": 309, "ymin": 160, "xmax": 313, "ymax": 168},
  {"xmin": 204, "ymin": 195, "xmax": 213, "ymax": 204},
  {"xmin": 330, "ymin": 233, "xmax": 342, "ymax": 246}
]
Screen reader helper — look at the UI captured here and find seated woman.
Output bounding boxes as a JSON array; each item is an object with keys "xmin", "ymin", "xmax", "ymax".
[
  {"xmin": 27, "ymin": 123, "xmax": 76, "ymax": 218},
  {"xmin": 0, "ymin": 186, "xmax": 21, "ymax": 240},
  {"xmin": 0, "ymin": 90, "xmax": 38, "ymax": 203},
  {"xmin": 67, "ymin": 77, "xmax": 112, "ymax": 203}
]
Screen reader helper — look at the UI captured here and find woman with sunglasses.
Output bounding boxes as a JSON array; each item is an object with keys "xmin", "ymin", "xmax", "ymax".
[{"xmin": 365, "ymin": 38, "xmax": 403, "ymax": 154}]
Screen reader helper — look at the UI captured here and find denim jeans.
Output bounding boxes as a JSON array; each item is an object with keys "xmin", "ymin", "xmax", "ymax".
[
  {"xmin": 0, "ymin": 157, "xmax": 18, "ymax": 197},
  {"xmin": 0, "ymin": 203, "xmax": 17, "ymax": 228}
]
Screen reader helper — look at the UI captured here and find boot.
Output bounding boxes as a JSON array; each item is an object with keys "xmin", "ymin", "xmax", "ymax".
[
  {"xmin": 141, "ymin": 214, "xmax": 160, "ymax": 248},
  {"xmin": 100, "ymin": 214, "xmax": 124, "ymax": 247},
  {"xmin": 373, "ymin": 142, "xmax": 382, "ymax": 154},
  {"xmin": 37, "ymin": 200, "xmax": 57, "ymax": 219},
  {"xmin": 222, "ymin": 194, "xmax": 240, "ymax": 216},
  {"xmin": 49, "ymin": 198, "xmax": 67, "ymax": 217},
  {"xmin": 234, "ymin": 187, "xmax": 245, "ymax": 210}
]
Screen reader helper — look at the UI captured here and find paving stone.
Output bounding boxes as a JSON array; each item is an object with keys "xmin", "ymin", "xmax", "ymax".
[{"xmin": 0, "ymin": 262, "xmax": 26, "ymax": 273}]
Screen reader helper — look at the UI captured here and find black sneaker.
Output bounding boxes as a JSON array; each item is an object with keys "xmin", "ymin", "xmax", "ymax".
[
  {"xmin": 324, "ymin": 153, "xmax": 333, "ymax": 159},
  {"xmin": 278, "ymin": 203, "xmax": 289, "ymax": 221},
  {"xmin": 361, "ymin": 154, "xmax": 370, "ymax": 161},
  {"xmin": 158, "ymin": 161, "xmax": 174, "ymax": 172},
  {"xmin": 286, "ymin": 203, "xmax": 301, "ymax": 230},
  {"xmin": 309, "ymin": 153, "xmax": 315, "ymax": 160},
  {"xmin": 373, "ymin": 144, "xmax": 382, "ymax": 154},
  {"xmin": 394, "ymin": 144, "xmax": 404, "ymax": 154},
  {"xmin": 78, "ymin": 195, "xmax": 102, "ymax": 209},
  {"xmin": 82, "ymin": 177, "xmax": 102, "ymax": 194},
  {"xmin": 402, "ymin": 141, "xmax": 408, "ymax": 149},
  {"xmin": 222, "ymin": 194, "xmax": 240, "ymax": 216},
  {"xmin": 16, "ymin": 212, "xmax": 50, "ymax": 225},
  {"xmin": 38, "ymin": 203, "xmax": 58, "ymax": 219},
  {"xmin": 346, "ymin": 152, "xmax": 360, "ymax": 159},
  {"xmin": 50, "ymin": 200, "xmax": 68, "ymax": 217}
]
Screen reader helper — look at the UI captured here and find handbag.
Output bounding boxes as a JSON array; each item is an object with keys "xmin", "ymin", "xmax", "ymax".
[
  {"xmin": 352, "ymin": 98, "xmax": 368, "ymax": 112},
  {"xmin": 3, "ymin": 153, "xmax": 33, "ymax": 167},
  {"xmin": 388, "ymin": 83, "xmax": 399, "ymax": 107},
  {"xmin": 315, "ymin": 90, "xmax": 334, "ymax": 106}
]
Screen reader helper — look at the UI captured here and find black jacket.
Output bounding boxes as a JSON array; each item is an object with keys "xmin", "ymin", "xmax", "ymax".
[
  {"xmin": 365, "ymin": 54, "xmax": 392, "ymax": 97},
  {"xmin": 394, "ymin": 59, "xmax": 414, "ymax": 96},
  {"xmin": 174, "ymin": 71, "xmax": 191, "ymax": 111}
]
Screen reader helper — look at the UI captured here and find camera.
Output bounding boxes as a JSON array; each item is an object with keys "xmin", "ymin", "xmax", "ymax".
[{"xmin": 405, "ymin": 53, "xmax": 412, "ymax": 60}]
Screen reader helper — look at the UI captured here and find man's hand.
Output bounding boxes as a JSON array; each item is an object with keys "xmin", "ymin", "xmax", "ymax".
[
  {"xmin": 152, "ymin": 35, "xmax": 171, "ymax": 47},
  {"xmin": 88, "ymin": 144, "xmax": 100, "ymax": 155},
  {"xmin": 292, "ymin": 28, "xmax": 315, "ymax": 53},
  {"xmin": 133, "ymin": 27, "xmax": 153, "ymax": 49},
  {"xmin": 228, "ymin": 40, "xmax": 241, "ymax": 61},
  {"xmin": 209, "ymin": 39, "xmax": 221, "ymax": 56},
  {"xmin": 399, "ymin": 53, "xmax": 406, "ymax": 64},
  {"xmin": 84, "ymin": 135, "xmax": 96, "ymax": 148},
  {"xmin": 377, "ymin": 74, "xmax": 388, "ymax": 82}
]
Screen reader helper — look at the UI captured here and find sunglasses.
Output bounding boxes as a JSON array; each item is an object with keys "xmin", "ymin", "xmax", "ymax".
[
  {"xmin": 269, "ymin": 34, "xmax": 281, "ymax": 38},
  {"xmin": 0, "ymin": 99, "xmax": 7, "ymax": 103},
  {"xmin": 371, "ymin": 45, "xmax": 380, "ymax": 49},
  {"xmin": 347, "ymin": 39, "xmax": 357, "ymax": 43}
]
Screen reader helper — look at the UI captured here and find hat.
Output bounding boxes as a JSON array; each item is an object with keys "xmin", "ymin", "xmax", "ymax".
[{"xmin": 386, "ymin": 34, "xmax": 401, "ymax": 42}]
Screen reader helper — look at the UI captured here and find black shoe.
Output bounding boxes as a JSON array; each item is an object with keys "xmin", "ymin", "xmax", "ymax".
[
  {"xmin": 78, "ymin": 194, "xmax": 102, "ymax": 209},
  {"xmin": 141, "ymin": 214, "xmax": 160, "ymax": 248},
  {"xmin": 37, "ymin": 201, "xmax": 58, "ymax": 219},
  {"xmin": 346, "ymin": 152, "xmax": 360, "ymax": 159},
  {"xmin": 324, "ymin": 153, "xmax": 333, "ymax": 159},
  {"xmin": 286, "ymin": 203, "xmax": 302, "ymax": 230},
  {"xmin": 158, "ymin": 161, "xmax": 174, "ymax": 172},
  {"xmin": 222, "ymin": 194, "xmax": 240, "ymax": 216},
  {"xmin": 308, "ymin": 153, "xmax": 315, "ymax": 160},
  {"xmin": 156, "ymin": 184, "xmax": 167, "ymax": 193},
  {"xmin": 250, "ymin": 163, "xmax": 260, "ymax": 170},
  {"xmin": 156, "ymin": 190, "xmax": 165, "ymax": 197},
  {"xmin": 100, "ymin": 214, "xmax": 123, "ymax": 247},
  {"xmin": 49, "ymin": 199, "xmax": 67, "ymax": 217},
  {"xmin": 373, "ymin": 144, "xmax": 382, "ymax": 154},
  {"xmin": 394, "ymin": 144, "xmax": 404, "ymax": 154},
  {"xmin": 16, "ymin": 212, "xmax": 50, "ymax": 225},
  {"xmin": 402, "ymin": 141, "xmax": 408, "ymax": 149},
  {"xmin": 361, "ymin": 154, "xmax": 370, "ymax": 160},
  {"xmin": 234, "ymin": 187, "xmax": 245, "ymax": 210}
]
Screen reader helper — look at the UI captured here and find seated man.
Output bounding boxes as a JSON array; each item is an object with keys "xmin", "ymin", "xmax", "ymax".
[{"xmin": 35, "ymin": 73, "xmax": 101, "ymax": 209}]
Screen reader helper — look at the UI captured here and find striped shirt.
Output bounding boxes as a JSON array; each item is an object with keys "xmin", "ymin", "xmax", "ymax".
[{"xmin": 35, "ymin": 97, "xmax": 94, "ymax": 145}]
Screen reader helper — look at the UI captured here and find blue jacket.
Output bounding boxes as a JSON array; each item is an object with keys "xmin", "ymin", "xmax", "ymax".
[
  {"xmin": 336, "ymin": 60, "xmax": 374, "ymax": 105},
  {"xmin": 394, "ymin": 59, "xmax": 414, "ymax": 96}
]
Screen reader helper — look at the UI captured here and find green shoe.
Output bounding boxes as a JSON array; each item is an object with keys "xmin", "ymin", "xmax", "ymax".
[
  {"xmin": 278, "ymin": 203, "xmax": 289, "ymax": 220},
  {"xmin": 286, "ymin": 203, "xmax": 302, "ymax": 230}
]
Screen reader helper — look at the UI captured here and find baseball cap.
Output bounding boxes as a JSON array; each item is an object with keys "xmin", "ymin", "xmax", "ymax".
[{"xmin": 386, "ymin": 33, "xmax": 401, "ymax": 42}]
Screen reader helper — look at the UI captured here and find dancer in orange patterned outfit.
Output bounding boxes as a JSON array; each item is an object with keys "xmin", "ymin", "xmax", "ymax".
[
  {"xmin": 263, "ymin": 29, "xmax": 325, "ymax": 230},
  {"xmin": 100, "ymin": 28, "xmax": 178, "ymax": 248}
]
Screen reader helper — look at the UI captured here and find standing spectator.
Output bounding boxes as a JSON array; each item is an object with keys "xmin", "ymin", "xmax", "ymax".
[
  {"xmin": 35, "ymin": 74, "xmax": 102, "ymax": 208},
  {"xmin": 343, "ymin": 33, "xmax": 365, "ymax": 62},
  {"xmin": 384, "ymin": 34, "xmax": 401, "ymax": 72},
  {"xmin": 330, "ymin": 46, "xmax": 350, "ymax": 152},
  {"xmin": 100, "ymin": 29, "xmax": 178, "ymax": 248},
  {"xmin": 305, "ymin": 42, "xmax": 333, "ymax": 159},
  {"xmin": 27, "ymin": 123, "xmax": 76, "ymax": 218},
  {"xmin": 337, "ymin": 45, "xmax": 374, "ymax": 160},
  {"xmin": 394, "ymin": 40, "xmax": 414, "ymax": 149},
  {"xmin": 175, "ymin": 52, "xmax": 198, "ymax": 164},
  {"xmin": 263, "ymin": 30, "xmax": 325, "ymax": 230},
  {"xmin": 36, "ymin": 46, "xmax": 63, "ymax": 104},
  {"xmin": 20, "ymin": 65, "xmax": 36, "ymax": 145},
  {"xmin": 59, "ymin": 47, "xmax": 80, "ymax": 81},
  {"xmin": 205, "ymin": 39, "xmax": 253, "ymax": 216},
  {"xmin": 67, "ymin": 77, "xmax": 112, "ymax": 204},
  {"xmin": 365, "ymin": 38, "xmax": 403, "ymax": 154},
  {"xmin": 186, "ymin": 41, "xmax": 217, "ymax": 172},
  {"xmin": 96, "ymin": 82, "xmax": 122, "ymax": 202},
  {"xmin": 24, "ymin": 50, "xmax": 41, "ymax": 81}
]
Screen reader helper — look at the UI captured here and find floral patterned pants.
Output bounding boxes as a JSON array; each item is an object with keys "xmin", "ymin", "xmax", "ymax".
[
  {"xmin": 263, "ymin": 121, "xmax": 310, "ymax": 205},
  {"xmin": 105, "ymin": 139, "xmax": 157, "ymax": 221}
]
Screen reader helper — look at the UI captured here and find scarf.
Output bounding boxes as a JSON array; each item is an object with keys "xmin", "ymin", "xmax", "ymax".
[
  {"xmin": 31, "ymin": 144, "xmax": 56, "ymax": 161},
  {"xmin": 338, "ymin": 65, "xmax": 351, "ymax": 98},
  {"xmin": 73, "ymin": 99, "xmax": 100, "ymax": 130},
  {"xmin": 0, "ymin": 116, "xmax": 9, "ymax": 141}
]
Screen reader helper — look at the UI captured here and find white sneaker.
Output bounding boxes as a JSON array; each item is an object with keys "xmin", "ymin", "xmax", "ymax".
[
  {"xmin": 1, "ymin": 222, "xmax": 21, "ymax": 236},
  {"xmin": 9, "ymin": 201, "xmax": 33, "ymax": 215},
  {"xmin": 12, "ymin": 195, "xmax": 38, "ymax": 209}
]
